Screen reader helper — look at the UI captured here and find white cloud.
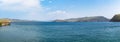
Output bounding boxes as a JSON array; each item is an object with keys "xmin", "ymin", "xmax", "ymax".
[
  {"xmin": 25, "ymin": 12, "xmax": 40, "ymax": 20},
  {"xmin": 0, "ymin": 0, "xmax": 42, "ymax": 11},
  {"xmin": 46, "ymin": 10, "xmax": 73, "ymax": 20},
  {"xmin": 1, "ymin": 0, "xmax": 120, "ymax": 21},
  {"xmin": 0, "ymin": 0, "xmax": 44, "ymax": 20},
  {"xmin": 49, "ymin": 10, "xmax": 67, "ymax": 14}
]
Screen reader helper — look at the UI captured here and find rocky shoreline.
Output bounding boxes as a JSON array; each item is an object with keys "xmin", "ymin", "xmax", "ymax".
[{"xmin": 0, "ymin": 19, "xmax": 11, "ymax": 26}]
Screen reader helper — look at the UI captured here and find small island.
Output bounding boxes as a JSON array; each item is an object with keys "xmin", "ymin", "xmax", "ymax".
[{"xmin": 0, "ymin": 19, "xmax": 11, "ymax": 27}]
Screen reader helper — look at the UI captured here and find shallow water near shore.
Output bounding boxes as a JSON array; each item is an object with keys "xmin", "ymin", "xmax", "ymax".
[{"xmin": 0, "ymin": 22, "xmax": 120, "ymax": 42}]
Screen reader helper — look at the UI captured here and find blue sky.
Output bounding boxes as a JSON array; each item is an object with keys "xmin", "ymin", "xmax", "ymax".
[{"xmin": 0, "ymin": 0, "xmax": 120, "ymax": 21}]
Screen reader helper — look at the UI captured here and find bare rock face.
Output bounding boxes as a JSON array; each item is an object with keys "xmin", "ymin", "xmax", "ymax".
[{"xmin": 110, "ymin": 14, "xmax": 120, "ymax": 22}]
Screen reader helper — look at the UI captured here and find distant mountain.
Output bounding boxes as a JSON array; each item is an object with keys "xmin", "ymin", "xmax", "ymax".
[
  {"xmin": 0, "ymin": 16, "xmax": 110, "ymax": 22},
  {"xmin": 53, "ymin": 16, "xmax": 109, "ymax": 22},
  {"xmin": 0, "ymin": 18, "xmax": 47, "ymax": 22},
  {"xmin": 10, "ymin": 19, "xmax": 30, "ymax": 22},
  {"xmin": 10, "ymin": 19, "xmax": 40, "ymax": 22}
]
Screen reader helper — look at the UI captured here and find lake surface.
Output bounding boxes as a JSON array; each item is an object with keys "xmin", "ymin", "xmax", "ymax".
[{"xmin": 0, "ymin": 22, "xmax": 120, "ymax": 42}]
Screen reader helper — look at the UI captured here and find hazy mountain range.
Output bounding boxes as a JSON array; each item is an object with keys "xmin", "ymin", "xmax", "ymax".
[
  {"xmin": 53, "ymin": 16, "xmax": 110, "ymax": 22},
  {"xmin": 9, "ymin": 16, "xmax": 109, "ymax": 22},
  {"xmin": 2, "ymin": 14, "xmax": 120, "ymax": 22}
]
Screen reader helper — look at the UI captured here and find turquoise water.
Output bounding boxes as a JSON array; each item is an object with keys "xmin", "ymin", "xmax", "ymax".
[{"xmin": 0, "ymin": 22, "xmax": 120, "ymax": 42}]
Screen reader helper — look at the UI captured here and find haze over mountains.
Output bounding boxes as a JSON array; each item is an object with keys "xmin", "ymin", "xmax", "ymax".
[
  {"xmin": 2, "ymin": 14, "xmax": 120, "ymax": 22},
  {"xmin": 1, "ymin": 16, "xmax": 109, "ymax": 22},
  {"xmin": 0, "ymin": 18, "xmax": 39, "ymax": 22},
  {"xmin": 53, "ymin": 16, "xmax": 110, "ymax": 22}
]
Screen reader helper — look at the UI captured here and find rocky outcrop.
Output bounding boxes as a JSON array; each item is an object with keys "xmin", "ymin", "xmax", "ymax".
[
  {"xmin": 0, "ymin": 19, "xmax": 11, "ymax": 26},
  {"xmin": 110, "ymin": 14, "xmax": 120, "ymax": 22},
  {"xmin": 53, "ymin": 16, "xmax": 109, "ymax": 22}
]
